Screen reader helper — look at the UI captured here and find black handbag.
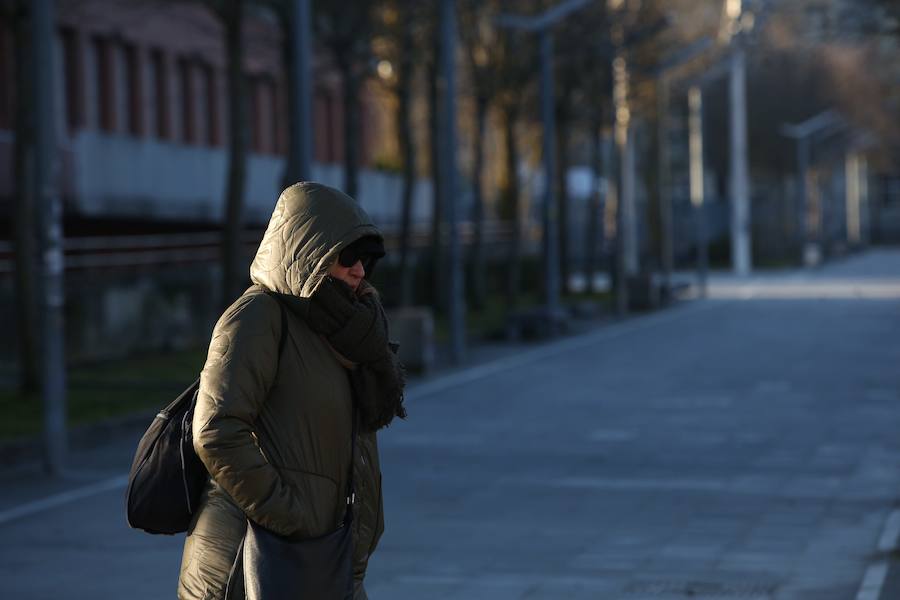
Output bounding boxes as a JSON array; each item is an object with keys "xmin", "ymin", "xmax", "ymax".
[
  {"xmin": 125, "ymin": 377, "xmax": 206, "ymax": 534},
  {"xmin": 228, "ymin": 407, "xmax": 358, "ymax": 600},
  {"xmin": 126, "ymin": 293, "xmax": 289, "ymax": 535}
]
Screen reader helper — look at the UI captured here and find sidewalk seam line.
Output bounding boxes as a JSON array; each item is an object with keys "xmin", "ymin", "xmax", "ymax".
[{"xmin": 0, "ymin": 474, "xmax": 129, "ymax": 527}]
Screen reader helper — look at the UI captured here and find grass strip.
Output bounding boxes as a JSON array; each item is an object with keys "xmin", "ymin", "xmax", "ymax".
[{"xmin": 0, "ymin": 348, "xmax": 206, "ymax": 440}]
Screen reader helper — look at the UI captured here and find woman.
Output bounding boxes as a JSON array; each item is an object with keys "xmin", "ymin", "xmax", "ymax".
[{"xmin": 178, "ymin": 182, "xmax": 406, "ymax": 600}]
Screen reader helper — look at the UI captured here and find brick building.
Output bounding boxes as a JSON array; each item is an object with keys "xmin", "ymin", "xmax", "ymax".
[{"xmin": 0, "ymin": 0, "xmax": 410, "ymax": 231}]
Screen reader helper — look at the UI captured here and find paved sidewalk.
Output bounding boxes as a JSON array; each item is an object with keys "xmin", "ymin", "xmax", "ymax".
[{"xmin": 2, "ymin": 249, "xmax": 900, "ymax": 599}]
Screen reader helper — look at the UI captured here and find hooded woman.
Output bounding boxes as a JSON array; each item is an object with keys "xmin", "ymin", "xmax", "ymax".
[{"xmin": 177, "ymin": 182, "xmax": 406, "ymax": 600}]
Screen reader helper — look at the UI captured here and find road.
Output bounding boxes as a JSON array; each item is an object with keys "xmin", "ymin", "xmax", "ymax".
[{"xmin": 2, "ymin": 250, "xmax": 900, "ymax": 599}]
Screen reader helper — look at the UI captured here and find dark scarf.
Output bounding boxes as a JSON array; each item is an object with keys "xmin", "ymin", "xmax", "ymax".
[{"xmin": 286, "ymin": 277, "xmax": 407, "ymax": 432}]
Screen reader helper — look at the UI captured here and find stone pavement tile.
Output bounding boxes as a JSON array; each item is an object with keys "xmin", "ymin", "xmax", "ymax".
[
  {"xmin": 570, "ymin": 551, "xmax": 646, "ymax": 571},
  {"xmin": 707, "ymin": 568, "xmax": 782, "ymax": 586},
  {"xmin": 642, "ymin": 557, "xmax": 720, "ymax": 575},
  {"xmin": 837, "ymin": 487, "xmax": 898, "ymax": 503},
  {"xmin": 774, "ymin": 582, "xmax": 859, "ymax": 600},
  {"xmin": 728, "ymin": 474, "xmax": 788, "ymax": 495},
  {"xmin": 364, "ymin": 576, "xmax": 462, "ymax": 600},
  {"xmin": 790, "ymin": 564, "xmax": 864, "ymax": 586},
  {"xmin": 744, "ymin": 526, "xmax": 815, "ymax": 547},
  {"xmin": 809, "ymin": 455, "xmax": 860, "ymax": 471},
  {"xmin": 757, "ymin": 509, "xmax": 827, "ymax": 527},
  {"xmin": 742, "ymin": 539, "xmax": 808, "ymax": 556},
  {"xmin": 446, "ymin": 575, "xmax": 544, "ymax": 600},
  {"xmin": 753, "ymin": 451, "xmax": 811, "ymax": 470},
  {"xmin": 455, "ymin": 572, "xmax": 627, "ymax": 600},
  {"xmin": 485, "ymin": 546, "xmax": 575, "ymax": 574},
  {"xmin": 679, "ymin": 515, "xmax": 751, "ymax": 535},
  {"xmin": 525, "ymin": 579, "xmax": 621, "ymax": 599},
  {"xmin": 801, "ymin": 519, "xmax": 882, "ymax": 555},
  {"xmin": 657, "ymin": 543, "xmax": 727, "ymax": 561},
  {"xmin": 856, "ymin": 463, "xmax": 900, "ymax": 486},
  {"xmin": 365, "ymin": 548, "xmax": 435, "ymax": 579},
  {"xmin": 620, "ymin": 574, "xmax": 778, "ymax": 600},
  {"xmin": 715, "ymin": 550, "xmax": 794, "ymax": 572},
  {"xmin": 782, "ymin": 475, "xmax": 847, "ymax": 498}
]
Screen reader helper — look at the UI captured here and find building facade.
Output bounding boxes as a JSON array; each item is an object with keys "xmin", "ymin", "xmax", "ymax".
[{"xmin": 0, "ymin": 0, "xmax": 432, "ymax": 229}]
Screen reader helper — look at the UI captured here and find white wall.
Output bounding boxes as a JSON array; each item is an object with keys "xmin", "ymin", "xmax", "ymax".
[{"xmin": 71, "ymin": 131, "xmax": 436, "ymax": 227}]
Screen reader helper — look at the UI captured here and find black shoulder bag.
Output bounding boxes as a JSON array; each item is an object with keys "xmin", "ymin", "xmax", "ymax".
[
  {"xmin": 227, "ymin": 398, "xmax": 358, "ymax": 600},
  {"xmin": 126, "ymin": 293, "xmax": 289, "ymax": 535}
]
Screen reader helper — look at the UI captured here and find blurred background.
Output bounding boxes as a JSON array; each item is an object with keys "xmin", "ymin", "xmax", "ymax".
[{"xmin": 2, "ymin": 0, "xmax": 900, "ymax": 598}]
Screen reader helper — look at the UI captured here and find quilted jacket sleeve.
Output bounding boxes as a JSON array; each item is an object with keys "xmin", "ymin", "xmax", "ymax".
[{"xmin": 193, "ymin": 292, "xmax": 305, "ymax": 537}]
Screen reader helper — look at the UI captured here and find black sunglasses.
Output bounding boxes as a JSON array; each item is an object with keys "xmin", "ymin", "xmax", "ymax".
[{"xmin": 338, "ymin": 246, "xmax": 378, "ymax": 272}]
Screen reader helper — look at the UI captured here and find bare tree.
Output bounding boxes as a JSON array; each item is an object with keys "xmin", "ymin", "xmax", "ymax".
[
  {"xmin": 576, "ymin": 11, "xmax": 614, "ymax": 296},
  {"xmin": 584, "ymin": 107, "xmax": 609, "ymax": 295},
  {"xmin": 147, "ymin": 0, "xmax": 251, "ymax": 305},
  {"xmin": 420, "ymin": 8, "xmax": 446, "ymax": 313},
  {"xmin": 7, "ymin": 0, "xmax": 40, "ymax": 397},
  {"xmin": 458, "ymin": 0, "xmax": 499, "ymax": 309},
  {"xmin": 373, "ymin": 1, "xmax": 422, "ymax": 306},
  {"xmin": 552, "ymin": 2, "xmax": 612, "ymax": 297},
  {"xmin": 313, "ymin": 0, "xmax": 374, "ymax": 200},
  {"xmin": 553, "ymin": 58, "xmax": 577, "ymax": 296},
  {"xmin": 219, "ymin": 0, "xmax": 249, "ymax": 305},
  {"xmin": 493, "ymin": 1, "xmax": 538, "ymax": 307},
  {"xmin": 256, "ymin": 0, "xmax": 313, "ymax": 188}
]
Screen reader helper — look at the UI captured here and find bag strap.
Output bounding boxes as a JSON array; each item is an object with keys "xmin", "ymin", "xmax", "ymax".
[
  {"xmin": 345, "ymin": 401, "xmax": 358, "ymax": 519},
  {"xmin": 265, "ymin": 291, "xmax": 289, "ymax": 359}
]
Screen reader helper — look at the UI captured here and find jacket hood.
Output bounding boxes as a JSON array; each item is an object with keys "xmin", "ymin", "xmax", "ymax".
[{"xmin": 250, "ymin": 182, "xmax": 383, "ymax": 297}]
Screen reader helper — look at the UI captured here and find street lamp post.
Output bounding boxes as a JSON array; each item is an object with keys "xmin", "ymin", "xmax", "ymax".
[
  {"xmin": 728, "ymin": 44, "xmax": 751, "ymax": 276},
  {"xmin": 720, "ymin": 0, "xmax": 755, "ymax": 276},
  {"xmin": 33, "ymin": 0, "xmax": 67, "ymax": 474}
]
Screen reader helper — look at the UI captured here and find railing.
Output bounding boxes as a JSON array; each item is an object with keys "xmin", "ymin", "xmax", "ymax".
[{"xmin": 0, "ymin": 221, "xmax": 538, "ymax": 275}]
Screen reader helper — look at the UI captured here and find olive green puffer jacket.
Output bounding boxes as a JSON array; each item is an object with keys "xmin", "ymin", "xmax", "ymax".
[{"xmin": 177, "ymin": 183, "xmax": 386, "ymax": 600}]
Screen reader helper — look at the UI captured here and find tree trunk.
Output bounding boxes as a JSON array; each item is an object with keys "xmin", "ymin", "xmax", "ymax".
[
  {"xmin": 12, "ymin": 1, "xmax": 40, "ymax": 396},
  {"xmin": 646, "ymin": 112, "xmax": 662, "ymax": 271},
  {"xmin": 426, "ymin": 56, "xmax": 444, "ymax": 312},
  {"xmin": 469, "ymin": 95, "xmax": 488, "ymax": 309},
  {"xmin": 502, "ymin": 107, "xmax": 521, "ymax": 307},
  {"xmin": 280, "ymin": 18, "xmax": 298, "ymax": 190},
  {"xmin": 340, "ymin": 62, "xmax": 360, "ymax": 200},
  {"xmin": 221, "ymin": 0, "xmax": 248, "ymax": 307},
  {"xmin": 281, "ymin": 0, "xmax": 312, "ymax": 188},
  {"xmin": 396, "ymin": 27, "xmax": 415, "ymax": 306},
  {"xmin": 585, "ymin": 115, "xmax": 605, "ymax": 295},
  {"xmin": 555, "ymin": 110, "xmax": 571, "ymax": 296},
  {"xmin": 613, "ymin": 129, "xmax": 628, "ymax": 315}
]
